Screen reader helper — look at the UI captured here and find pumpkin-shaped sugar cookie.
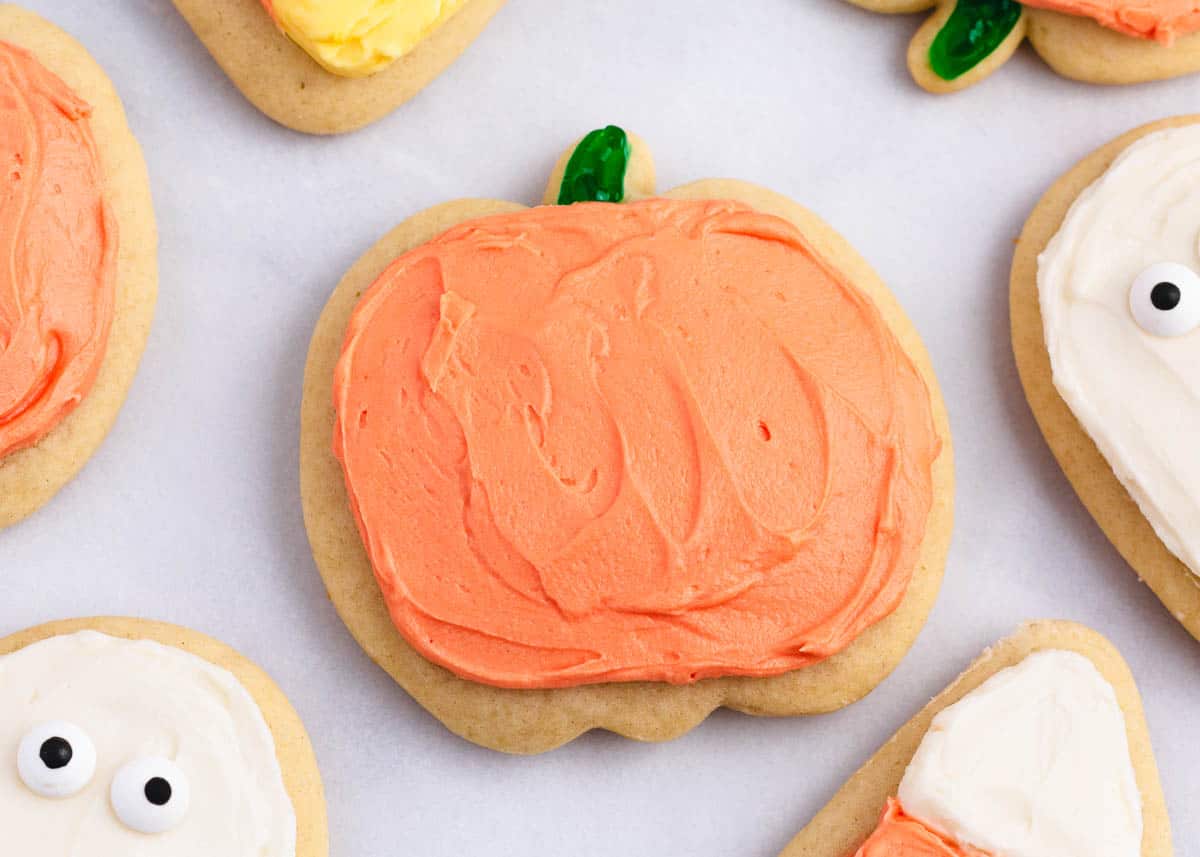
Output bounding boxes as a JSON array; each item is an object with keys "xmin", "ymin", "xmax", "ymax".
[
  {"xmin": 300, "ymin": 126, "xmax": 954, "ymax": 753},
  {"xmin": 847, "ymin": 0, "xmax": 1200, "ymax": 92}
]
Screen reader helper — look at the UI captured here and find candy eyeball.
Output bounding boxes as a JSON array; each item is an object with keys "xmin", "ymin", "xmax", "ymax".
[
  {"xmin": 16, "ymin": 721, "xmax": 97, "ymax": 798},
  {"xmin": 110, "ymin": 756, "xmax": 190, "ymax": 834},
  {"xmin": 1129, "ymin": 262, "xmax": 1200, "ymax": 338}
]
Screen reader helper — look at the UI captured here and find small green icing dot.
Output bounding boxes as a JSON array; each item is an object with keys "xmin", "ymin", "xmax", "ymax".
[
  {"xmin": 557, "ymin": 126, "xmax": 631, "ymax": 205},
  {"xmin": 929, "ymin": 0, "xmax": 1023, "ymax": 81}
]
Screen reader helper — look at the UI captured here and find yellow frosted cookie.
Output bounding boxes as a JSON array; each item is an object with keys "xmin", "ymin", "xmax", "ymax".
[{"xmin": 171, "ymin": 0, "xmax": 506, "ymax": 134}]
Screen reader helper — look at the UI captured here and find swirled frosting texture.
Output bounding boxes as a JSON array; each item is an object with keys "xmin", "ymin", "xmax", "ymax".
[
  {"xmin": 333, "ymin": 199, "xmax": 939, "ymax": 689},
  {"xmin": 1021, "ymin": 0, "xmax": 1200, "ymax": 43},
  {"xmin": 261, "ymin": 0, "xmax": 467, "ymax": 77},
  {"xmin": 0, "ymin": 41, "xmax": 116, "ymax": 460}
]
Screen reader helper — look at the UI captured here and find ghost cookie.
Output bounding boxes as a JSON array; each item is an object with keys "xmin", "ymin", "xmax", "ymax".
[
  {"xmin": 170, "ymin": 0, "xmax": 506, "ymax": 134},
  {"xmin": 846, "ymin": 0, "xmax": 1200, "ymax": 93},
  {"xmin": 0, "ymin": 617, "xmax": 327, "ymax": 857},
  {"xmin": 0, "ymin": 5, "xmax": 157, "ymax": 529},
  {"xmin": 1013, "ymin": 116, "xmax": 1200, "ymax": 641},
  {"xmin": 780, "ymin": 621, "xmax": 1172, "ymax": 857},
  {"xmin": 300, "ymin": 126, "xmax": 954, "ymax": 753}
]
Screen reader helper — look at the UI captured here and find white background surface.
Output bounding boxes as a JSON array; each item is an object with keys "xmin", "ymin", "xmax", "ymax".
[{"xmin": 3, "ymin": 1, "xmax": 1198, "ymax": 854}]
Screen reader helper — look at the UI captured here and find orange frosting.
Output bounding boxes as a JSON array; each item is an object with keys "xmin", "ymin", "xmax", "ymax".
[
  {"xmin": 856, "ymin": 800, "xmax": 987, "ymax": 857},
  {"xmin": 333, "ymin": 199, "xmax": 939, "ymax": 689},
  {"xmin": 0, "ymin": 41, "xmax": 116, "ymax": 460},
  {"xmin": 1022, "ymin": 0, "xmax": 1200, "ymax": 43}
]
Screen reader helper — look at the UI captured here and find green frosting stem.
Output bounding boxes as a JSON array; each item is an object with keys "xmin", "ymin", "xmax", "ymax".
[
  {"xmin": 929, "ymin": 0, "xmax": 1023, "ymax": 81},
  {"xmin": 557, "ymin": 126, "xmax": 631, "ymax": 205}
]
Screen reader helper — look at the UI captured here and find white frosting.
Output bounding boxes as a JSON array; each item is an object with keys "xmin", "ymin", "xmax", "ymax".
[
  {"xmin": 1039, "ymin": 124, "xmax": 1200, "ymax": 576},
  {"xmin": 1, "ymin": 631, "xmax": 296, "ymax": 855},
  {"xmin": 897, "ymin": 650, "xmax": 1142, "ymax": 857}
]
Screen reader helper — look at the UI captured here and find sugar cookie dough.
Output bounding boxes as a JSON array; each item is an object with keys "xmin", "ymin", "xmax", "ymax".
[
  {"xmin": 847, "ymin": 0, "xmax": 1200, "ymax": 93},
  {"xmin": 301, "ymin": 127, "xmax": 954, "ymax": 753},
  {"xmin": 780, "ymin": 621, "xmax": 1172, "ymax": 857},
  {"xmin": 0, "ymin": 5, "xmax": 157, "ymax": 530},
  {"xmin": 1012, "ymin": 115, "xmax": 1200, "ymax": 643},
  {"xmin": 0, "ymin": 617, "xmax": 327, "ymax": 857},
  {"xmin": 171, "ymin": 0, "xmax": 506, "ymax": 134}
]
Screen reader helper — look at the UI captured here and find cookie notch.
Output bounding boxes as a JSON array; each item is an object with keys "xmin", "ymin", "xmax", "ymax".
[
  {"xmin": 1011, "ymin": 115, "xmax": 1200, "ymax": 642},
  {"xmin": 779, "ymin": 620, "xmax": 1172, "ymax": 857},
  {"xmin": 300, "ymin": 128, "xmax": 954, "ymax": 754},
  {"xmin": 170, "ymin": 0, "xmax": 507, "ymax": 135},
  {"xmin": 0, "ymin": 5, "xmax": 157, "ymax": 529},
  {"xmin": 849, "ymin": 0, "xmax": 1200, "ymax": 92},
  {"xmin": 1, "ymin": 617, "xmax": 328, "ymax": 857}
]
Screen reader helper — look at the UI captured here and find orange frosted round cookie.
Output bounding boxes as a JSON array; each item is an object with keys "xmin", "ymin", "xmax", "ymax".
[
  {"xmin": 333, "ymin": 199, "xmax": 940, "ymax": 689},
  {"xmin": 0, "ymin": 40, "xmax": 116, "ymax": 460},
  {"xmin": 301, "ymin": 128, "xmax": 954, "ymax": 752},
  {"xmin": 0, "ymin": 6, "xmax": 157, "ymax": 529}
]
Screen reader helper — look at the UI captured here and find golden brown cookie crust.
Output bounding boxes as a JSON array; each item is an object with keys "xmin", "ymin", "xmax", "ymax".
[
  {"xmin": 299, "ymin": 135, "xmax": 955, "ymax": 754},
  {"xmin": 779, "ymin": 620, "xmax": 1172, "ymax": 857},
  {"xmin": 851, "ymin": 0, "xmax": 1200, "ymax": 92},
  {"xmin": 1011, "ymin": 116, "xmax": 1200, "ymax": 643},
  {"xmin": 0, "ymin": 5, "xmax": 158, "ymax": 530},
  {"xmin": 0, "ymin": 617, "xmax": 328, "ymax": 857},
  {"xmin": 170, "ymin": 0, "xmax": 506, "ymax": 135}
]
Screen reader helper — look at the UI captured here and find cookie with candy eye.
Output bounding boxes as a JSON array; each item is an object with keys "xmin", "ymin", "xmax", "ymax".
[
  {"xmin": 846, "ymin": 0, "xmax": 1200, "ymax": 93},
  {"xmin": 0, "ymin": 6, "xmax": 157, "ymax": 529},
  {"xmin": 779, "ymin": 621, "xmax": 1172, "ymax": 857},
  {"xmin": 1012, "ymin": 116, "xmax": 1200, "ymax": 642},
  {"xmin": 169, "ymin": 0, "xmax": 506, "ymax": 134},
  {"xmin": 300, "ymin": 125, "xmax": 954, "ymax": 754},
  {"xmin": 0, "ymin": 617, "xmax": 327, "ymax": 857}
]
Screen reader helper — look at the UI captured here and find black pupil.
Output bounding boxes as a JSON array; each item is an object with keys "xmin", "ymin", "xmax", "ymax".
[
  {"xmin": 1151, "ymin": 281, "xmax": 1183, "ymax": 311},
  {"xmin": 144, "ymin": 776, "xmax": 172, "ymax": 806},
  {"xmin": 38, "ymin": 737, "xmax": 72, "ymax": 770}
]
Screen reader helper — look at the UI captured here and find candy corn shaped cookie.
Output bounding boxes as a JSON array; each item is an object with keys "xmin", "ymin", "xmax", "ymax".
[{"xmin": 782, "ymin": 621, "xmax": 1171, "ymax": 857}]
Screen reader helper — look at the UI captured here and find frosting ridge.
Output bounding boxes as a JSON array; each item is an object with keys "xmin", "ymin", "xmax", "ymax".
[
  {"xmin": 0, "ymin": 40, "xmax": 116, "ymax": 460},
  {"xmin": 333, "ymin": 198, "xmax": 940, "ymax": 689},
  {"xmin": 1021, "ymin": 0, "xmax": 1200, "ymax": 43}
]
